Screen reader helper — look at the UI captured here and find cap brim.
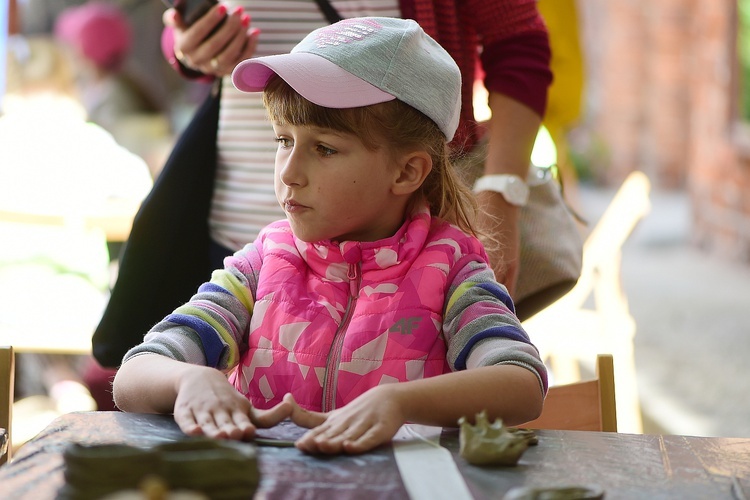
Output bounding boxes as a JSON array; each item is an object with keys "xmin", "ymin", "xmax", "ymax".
[{"xmin": 232, "ymin": 52, "xmax": 395, "ymax": 108}]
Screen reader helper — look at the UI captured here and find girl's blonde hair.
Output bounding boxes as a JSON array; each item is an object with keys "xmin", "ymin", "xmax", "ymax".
[{"xmin": 263, "ymin": 76, "xmax": 484, "ymax": 240}]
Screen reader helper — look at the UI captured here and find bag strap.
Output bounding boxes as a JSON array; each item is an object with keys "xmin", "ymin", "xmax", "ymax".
[
  {"xmin": 92, "ymin": 88, "xmax": 222, "ymax": 367},
  {"xmin": 312, "ymin": 0, "xmax": 343, "ymax": 24}
]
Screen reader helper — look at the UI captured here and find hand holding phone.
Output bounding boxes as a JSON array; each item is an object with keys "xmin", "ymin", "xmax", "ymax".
[{"xmin": 162, "ymin": 0, "xmax": 259, "ymax": 76}]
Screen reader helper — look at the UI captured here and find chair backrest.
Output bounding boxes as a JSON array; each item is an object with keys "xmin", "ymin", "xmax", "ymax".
[
  {"xmin": 522, "ymin": 172, "xmax": 650, "ymax": 434},
  {"xmin": 521, "ymin": 354, "xmax": 617, "ymax": 432},
  {"xmin": 0, "ymin": 345, "xmax": 15, "ymax": 465}
]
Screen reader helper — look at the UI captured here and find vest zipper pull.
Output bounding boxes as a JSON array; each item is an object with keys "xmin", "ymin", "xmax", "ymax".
[{"xmin": 347, "ymin": 262, "xmax": 360, "ymax": 297}]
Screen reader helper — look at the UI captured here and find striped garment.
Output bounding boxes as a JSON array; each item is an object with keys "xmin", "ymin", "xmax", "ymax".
[{"xmin": 124, "ymin": 206, "xmax": 548, "ymax": 411}]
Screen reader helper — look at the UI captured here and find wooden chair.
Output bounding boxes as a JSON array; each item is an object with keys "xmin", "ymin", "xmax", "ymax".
[
  {"xmin": 0, "ymin": 346, "xmax": 15, "ymax": 465},
  {"xmin": 523, "ymin": 171, "xmax": 651, "ymax": 433},
  {"xmin": 522, "ymin": 354, "xmax": 617, "ymax": 432}
]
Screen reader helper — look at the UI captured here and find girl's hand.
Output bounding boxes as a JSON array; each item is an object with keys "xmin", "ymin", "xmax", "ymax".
[
  {"xmin": 163, "ymin": 5, "xmax": 260, "ymax": 77},
  {"xmin": 284, "ymin": 385, "xmax": 407, "ymax": 455},
  {"xmin": 173, "ymin": 365, "xmax": 291, "ymax": 440}
]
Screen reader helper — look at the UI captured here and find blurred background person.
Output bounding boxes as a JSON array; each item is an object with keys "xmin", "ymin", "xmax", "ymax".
[
  {"xmin": 1, "ymin": 35, "xmax": 153, "ymax": 219},
  {"xmin": 53, "ymin": 1, "xmax": 172, "ymax": 177}
]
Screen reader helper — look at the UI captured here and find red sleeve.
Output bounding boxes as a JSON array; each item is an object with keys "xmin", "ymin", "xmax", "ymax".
[
  {"xmin": 468, "ymin": 0, "xmax": 548, "ymax": 44},
  {"xmin": 161, "ymin": 26, "xmax": 215, "ymax": 82},
  {"xmin": 481, "ymin": 30, "xmax": 552, "ymax": 119},
  {"xmin": 459, "ymin": 0, "xmax": 551, "ymax": 118}
]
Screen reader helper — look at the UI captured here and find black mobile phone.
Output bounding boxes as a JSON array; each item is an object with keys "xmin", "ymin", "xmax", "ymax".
[{"xmin": 163, "ymin": 0, "xmax": 218, "ymax": 26}]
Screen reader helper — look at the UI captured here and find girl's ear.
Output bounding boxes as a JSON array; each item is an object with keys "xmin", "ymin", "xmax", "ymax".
[{"xmin": 392, "ymin": 151, "xmax": 432, "ymax": 195}]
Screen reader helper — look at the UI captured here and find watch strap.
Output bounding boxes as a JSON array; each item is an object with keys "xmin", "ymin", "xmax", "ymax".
[{"xmin": 472, "ymin": 174, "xmax": 530, "ymax": 206}]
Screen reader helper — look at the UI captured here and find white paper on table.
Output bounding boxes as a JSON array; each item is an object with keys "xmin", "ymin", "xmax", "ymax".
[{"xmin": 392, "ymin": 424, "xmax": 474, "ymax": 500}]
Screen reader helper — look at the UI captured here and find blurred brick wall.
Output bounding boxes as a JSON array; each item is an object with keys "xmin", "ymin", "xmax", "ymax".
[
  {"xmin": 575, "ymin": 0, "xmax": 750, "ymax": 262},
  {"xmin": 688, "ymin": 0, "xmax": 750, "ymax": 261}
]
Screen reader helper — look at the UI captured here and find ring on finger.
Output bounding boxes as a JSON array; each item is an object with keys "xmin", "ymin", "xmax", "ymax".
[
  {"xmin": 210, "ymin": 57, "xmax": 220, "ymax": 71},
  {"xmin": 175, "ymin": 49, "xmax": 195, "ymax": 69}
]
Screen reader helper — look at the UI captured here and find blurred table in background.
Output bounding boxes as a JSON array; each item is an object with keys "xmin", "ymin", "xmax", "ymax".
[
  {"xmin": 0, "ymin": 199, "xmax": 140, "ymax": 355},
  {"xmin": 0, "ymin": 197, "xmax": 139, "ymax": 243}
]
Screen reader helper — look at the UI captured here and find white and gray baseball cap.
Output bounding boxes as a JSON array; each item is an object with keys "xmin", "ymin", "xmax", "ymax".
[{"xmin": 231, "ymin": 17, "xmax": 461, "ymax": 141}]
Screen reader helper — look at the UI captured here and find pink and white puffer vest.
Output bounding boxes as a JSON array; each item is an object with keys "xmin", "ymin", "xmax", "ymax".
[{"xmin": 228, "ymin": 208, "xmax": 488, "ymax": 412}]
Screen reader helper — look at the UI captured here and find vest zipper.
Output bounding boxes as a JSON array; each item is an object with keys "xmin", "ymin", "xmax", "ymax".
[{"xmin": 321, "ymin": 261, "xmax": 361, "ymax": 412}]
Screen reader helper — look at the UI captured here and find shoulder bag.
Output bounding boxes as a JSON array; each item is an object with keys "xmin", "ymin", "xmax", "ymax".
[{"xmin": 455, "ymin": 137, "xmax": 583, "ymax": 321}]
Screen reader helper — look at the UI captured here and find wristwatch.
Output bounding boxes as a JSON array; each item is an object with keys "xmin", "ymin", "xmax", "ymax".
[{"xmin": 472, "ymin": 174, "xmax": 530, "ymax": 207}]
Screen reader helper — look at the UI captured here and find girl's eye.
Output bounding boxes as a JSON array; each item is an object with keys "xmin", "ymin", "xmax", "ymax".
[
  {"xmin": 317, "ymin": 145, "xmax": 337, "ymax": 157},
  {"xmin": 275, "ymin": 137, "xmax": 292, "ymax": 148}
]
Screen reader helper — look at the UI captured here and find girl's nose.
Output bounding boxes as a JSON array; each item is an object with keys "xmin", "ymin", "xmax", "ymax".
[{"xmin": 278, "ymin": 150, "xmax": 306, "ymax": 187}]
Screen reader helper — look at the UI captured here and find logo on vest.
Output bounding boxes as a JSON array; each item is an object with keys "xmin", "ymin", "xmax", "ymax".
[{"xmin": 390, "ymin": 317, "xmax": 421, "ymax": 335}]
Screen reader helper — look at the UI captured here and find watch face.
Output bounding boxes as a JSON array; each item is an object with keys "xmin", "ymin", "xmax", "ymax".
[{"xmin": 506, "ymin": 176, "xmax": 529, "ymax": 205}]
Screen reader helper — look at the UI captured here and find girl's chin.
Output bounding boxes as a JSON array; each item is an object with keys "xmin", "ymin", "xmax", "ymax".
[{"xmin": 287, "ymin": 224, "xmax": 326, "ymax": 243}]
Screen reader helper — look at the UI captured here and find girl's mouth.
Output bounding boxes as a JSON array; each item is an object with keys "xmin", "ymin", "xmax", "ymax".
[{"xmin": 284, "ymin": 199, "xmax": 308, "ymax": 213}]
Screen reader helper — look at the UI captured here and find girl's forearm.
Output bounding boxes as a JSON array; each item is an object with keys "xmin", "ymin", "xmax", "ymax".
[
  {"xmin": 392, "ymin": 364, "xmax": 544, "ymax": 428},
  {"xmin": 113, "ymin": 354, "xmax": 199, "ymax": 414}
]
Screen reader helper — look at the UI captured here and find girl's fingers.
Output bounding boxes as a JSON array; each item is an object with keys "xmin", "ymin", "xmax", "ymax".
[
  {"xmin": 342, "ymin": 425, "xmax": 385, "ymax": 454},
  {"xmin": 207, "ymin": 408, "xmax": 253, "ymax": 440},
  {"xmin": 231, "ymin": 409, "xmax": 257, "ymax": 440},
  {"xmin": 309, "ymin": 419, "xmax": 373, "ymax": 454},
  {"xmin": 175, "ymin": 407, "xmax": 205, "ymax": 436},
  {"xmin": 211, "ymin": 410, "xmax": 235, "ymax": 438},
  {"xmin": 195, "ymin": 411, "xmax": 222, "ymax": 437},
  {"xmin": 284, "ymin": 393, "xmax": 327, "ymax": 429},
  {"xmin": 250, "ymin": 398, "xmax": 293, "ymax": 428}
]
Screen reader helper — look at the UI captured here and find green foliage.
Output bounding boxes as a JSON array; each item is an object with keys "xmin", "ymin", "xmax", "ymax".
[
  {"xmin": 567, "ymin": 130, "xmax": 611, "ymax": 184},
  {"xmin": 738, "ymin": 0, "xmax": 750, "ymax": 120}
]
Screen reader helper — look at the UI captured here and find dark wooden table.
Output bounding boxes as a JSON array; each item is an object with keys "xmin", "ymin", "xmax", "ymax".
[{"xmin": 1, "ymin": 411, "xmax": 749, "ymax": 499}]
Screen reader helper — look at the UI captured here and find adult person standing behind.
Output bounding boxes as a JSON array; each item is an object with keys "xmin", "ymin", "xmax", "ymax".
[{"xmin": 92, "ymin": 0, "xmax": 552, "ymax": 370}]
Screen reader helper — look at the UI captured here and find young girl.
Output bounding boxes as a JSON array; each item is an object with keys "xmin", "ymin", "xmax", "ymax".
[{"xmin": 113, "ymin": 17, "xmax": 547, "ymax": 455}]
